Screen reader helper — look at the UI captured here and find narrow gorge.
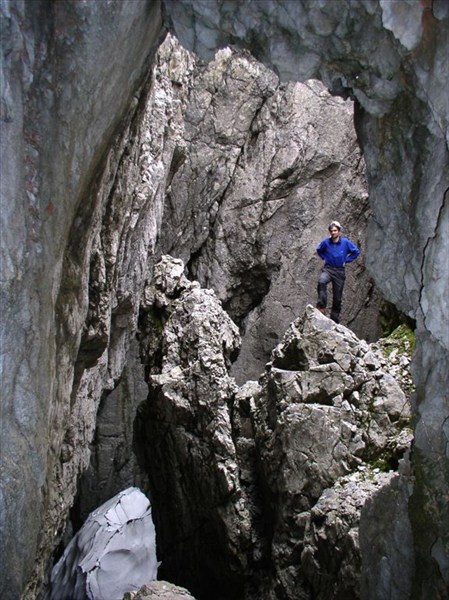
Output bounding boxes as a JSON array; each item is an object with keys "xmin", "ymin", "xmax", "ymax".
[{"xmin": 0, "ymin": 1, "xmax": 447, "ymax": 599}]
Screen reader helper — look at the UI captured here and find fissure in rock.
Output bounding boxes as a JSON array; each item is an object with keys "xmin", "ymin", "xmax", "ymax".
[{"xmin": 1, "ymin": 2, "xmax": 448, "ymax": 599}]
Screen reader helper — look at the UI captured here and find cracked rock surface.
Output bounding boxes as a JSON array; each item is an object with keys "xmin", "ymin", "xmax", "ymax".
[
  {"xmin": 1, "ymin": 1, "xmax": 448, "ymax": 598},
  {"xmin": 164, "ymin": 2, "xmax": 449, "ymax": 595},
  {"xmin": 136, "ymin": 256, "xmax": 246, "ymax": 599},
  {"xmin": 1, "ymin": 30, "xmax": 380, "ymax": 598},
  {"xmin": 160, "ymin": 44, "xmax": 379, "ymax": 382},
  {"xmin": 134, "ymin": 258, "xmax": 412, "ymax": 600},
  {"xmin": 250, "ymin": 306, "xmax": 412, "ymax": 599},
  {"xmin": 124, "ymin": 581, "xmax": 197, "ymax": 600},
  {"xmin": 50, "ymin": 488, "xmax": 158, "ymax": 600}
]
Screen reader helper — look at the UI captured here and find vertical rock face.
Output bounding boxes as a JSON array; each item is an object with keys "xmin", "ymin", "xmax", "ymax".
[
  {"xmin": 166, "ymin": 62, "xmax": 377, "ymax": 381},
  {"xmin": 164, "ymin": 1, "xmax": 449, "ymax": 596},
  {"xmin": 134, "ymin": 258, "xmax": 412, "ymax": 599},
  {"xmin": 2, "ymin": 29, "xmax": 378, "ymax": 597},
  {"xmin": 74, "ymin": 339, "xmax": 149, "ymax": 524},
  {"xmin": 250, "ymin": 306, "xmax": 412, "ymax": 599},
  {"xmin": 1, "ymin": 1, "xmax": 448, "ymax": 598},
  {"xmin": 136, "ymin": 256, "xmax": 245, "ymax": 599},
  {"xmin": 0, "ymin": 1, "xmax": 163, "ymax": 596}
]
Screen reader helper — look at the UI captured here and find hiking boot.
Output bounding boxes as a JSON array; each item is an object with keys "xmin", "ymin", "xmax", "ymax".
[{"xmin": 316, "ymin": 306, "xmax": 327, "ymax": 315}]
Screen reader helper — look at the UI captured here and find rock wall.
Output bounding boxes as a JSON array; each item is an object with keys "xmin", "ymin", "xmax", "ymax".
[
  {"xmin": 70, "ymin": 34, "xmax": 381, "ymax": 590},
  {"xmin": 136, "ymin": 257, "xmax": 245, "ymax": 599},
  {"xmin": 1, "ymin": 0, "xmax": 448, "ymax": 598},
  {"xmin": 1, "ymin": 17, "xmax": 372, "ymax": 594},
  {"xmin": 134, "ymin": 256, "xmax": 412, "ymax": 599},
  {"xmin": 153, "ymin": 43, "xmax": 380, "ymax": 382},
  {"xmin": 164, "ymin": 1, "xmax": 449, "ymax": 596},
  {"xmin": 2, "ymin": 28, "xmax": 380, "ymax": 597},
  {"xmin": 0, "ymin": 1, "xmax": 163, "ymax": 596}
]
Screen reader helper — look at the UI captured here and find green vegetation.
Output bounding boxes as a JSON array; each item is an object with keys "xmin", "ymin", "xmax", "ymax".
[
  {"xmin": 370, "ymin": 454, "xmax": 391, "ymax": 473},
  {"xmin": 381, "ymin": 323, "xmax": 416, "ymax": 357}
]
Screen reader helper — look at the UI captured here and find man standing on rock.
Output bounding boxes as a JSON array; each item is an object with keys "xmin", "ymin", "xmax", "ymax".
[{"xmin": 316, "ymin": 221, "xmax": 360, "ymax": 323}]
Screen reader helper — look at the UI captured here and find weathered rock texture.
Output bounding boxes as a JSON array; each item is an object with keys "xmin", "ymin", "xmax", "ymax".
[
  {"xmin": 136, "ymin": 256, "xmax": 245, "ymax": 598},
  {"xmin": 1, "ymin": 23, "xmax": 379, "ymax": 598},
  {"xmin": 1, "ymin": 0, "xmax": 448, "ymax": 598},
  {"xmin": 154, "ymin": 46, "xmax": 380, "ymax": 382},
  {"xmin": 251, "ymin": 306, "xmax": 412, "ymax": 599},
  {"xmin": 73, "ymin": 339, "xmax": 149, "ymax": 524},
  {"xmin": 50, "ymin": 488, "xmax": 158, "ymax": 600},
  {"xmin": 1, "ymin": 1, "xmax": 163, "ymax": 597},
  {"xmin": 164, "ymin": 1, "xmax": 449, "ymax": 596},
  {"xmin": 124, "ymin": 581, "xmax": 197, "ymax": 600},
  {"xmin": 133, "ymin": 257, "xmax": 412, "ymax": 600}
]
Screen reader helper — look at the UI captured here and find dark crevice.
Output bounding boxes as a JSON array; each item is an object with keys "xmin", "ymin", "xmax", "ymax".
[
  {"xmin": 272, "ymin": 344, "xmax": 310, "ymax": 371},
  {"xmin": 418, "ymin": 185, "xmax": 448, "ymax": 324}
]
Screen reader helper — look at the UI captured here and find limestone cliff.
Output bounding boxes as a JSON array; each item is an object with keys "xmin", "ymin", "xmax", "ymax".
[
  {"xmin": 152, "ymin": 39, "xmax": 380, "ymax": 382},
  {"xmin": 165, "ymin": 1, "xmax": 449, "ymax": 597},
  {"xmin": 0, "ymin": 1, "xmax": 163, "ymax": 596},
  {"xmin": 2, "ymin": 26, "xmax": 380, "ymax": 597},
  {"xmin": 132, "ymin": 256, "xmax": 412, "ymax": 600},
  {"xmin": 1, "ymin": 0, "xmax": 448, "ymax": 598}
]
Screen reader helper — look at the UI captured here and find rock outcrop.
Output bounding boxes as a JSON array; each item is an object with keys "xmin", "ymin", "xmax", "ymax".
[
  {"xmin": 1, "ymin": 0, "xmax": 448, "ymax": 597},
  {"xmin": 1, "ymin": 1, "xmax": 163, "ymax": 596},
  {"xmin": 250, "ymin": 306, "xmax": 412, "ymax": 599},
  {"xmin": 156, "ymin": 48, "xmax": 379, "ymax": 381},
  {"xmin": 124, "ymin": 581, "xmax": 197, "ymax": 600},
  {"xmin": 135, "ymin": 256, "xmax": 246, "ymax": 599},
  {"xmin": 1, "ymin": 27, "xmax": 380, "ymax": 597},
  {"xmin": 164, "ymin": 1, "xmax": 449, "ymax": 596},
  {"xmin": 133, "ymin": 257, "xmax": 412, "ymax": 600}
]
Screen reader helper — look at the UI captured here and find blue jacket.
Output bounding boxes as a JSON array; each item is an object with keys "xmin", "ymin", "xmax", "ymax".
[{"xmin": 316, "ymin": 236, "xmax": 360, "ymax": 268}]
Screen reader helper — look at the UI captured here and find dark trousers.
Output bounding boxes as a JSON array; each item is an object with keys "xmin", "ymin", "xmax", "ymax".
[{"xmin": 317, "ymin": 266, "xmax": 346, "ymax": 323}]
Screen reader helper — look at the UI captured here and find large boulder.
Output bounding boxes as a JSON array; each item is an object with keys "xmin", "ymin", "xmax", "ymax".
[{"xmin": 50, "ymin": 488, "xmax": 159, "ymax": 600}]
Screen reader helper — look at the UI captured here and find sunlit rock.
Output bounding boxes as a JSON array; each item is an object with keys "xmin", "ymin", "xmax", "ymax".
[
  {"xmin": 123, "ymin": 581, "xmax": 197, "ymax": 600},
  {"xmin": 50, "ymin": 488, "xmax": 159, "ymax": 600}
]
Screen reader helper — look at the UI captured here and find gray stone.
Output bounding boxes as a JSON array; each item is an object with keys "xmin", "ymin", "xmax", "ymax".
[
  {"xmin": 50, "ymin": 488, "xmax": 159, "ymax": 600},
  {"xmin": 250, "ymin": 305, "xmax": 412, "ymax": 598},
  {"xmin": 164, "ymin": 2, "xmax": 449, "ymax": 595},
  {"xmin": 162, "ymin": 51, "xmax": 380, "ymax": 382},
  {"xmin": 359, "ymin": 472, "xmax": 414, "ymax": 600},
  {"xmin": 1, "ymin": 0, "xmax": 448, "ymax": 598},
  {"xmin": 123, "ymin": 581, "xmax": 197, "ymax": 600},
  {"xmin": 0, "ymin": 24, "xmax": 380, "ymax": 598},
  {"xmin": 136, "ymin": 278, "xmax": 412, "ymax": 599},
  {"xmin": 302, "ymin": 471, "xmax": 395, "ymax": 599},
  {"xmin": 136, "ymin": 256, "xmax": 247, "ymax": 600},
  {"xmin": 75, "ymin": 339, "xmax": 149, "ymax": 523},
  {"xmin": 0, "ymin": 2, "xmax": 163, "ymax": 596}
]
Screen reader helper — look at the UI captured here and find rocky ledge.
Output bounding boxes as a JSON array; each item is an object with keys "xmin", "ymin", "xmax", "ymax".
[{"xmin": 134, "ymin": 256, "xmax": 412, "ymax": 600}]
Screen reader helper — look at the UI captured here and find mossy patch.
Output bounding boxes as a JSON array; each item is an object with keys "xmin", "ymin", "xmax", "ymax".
[{"xmin": 381, "ymin": 323, "xmax": 415, "ymax": 356}]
